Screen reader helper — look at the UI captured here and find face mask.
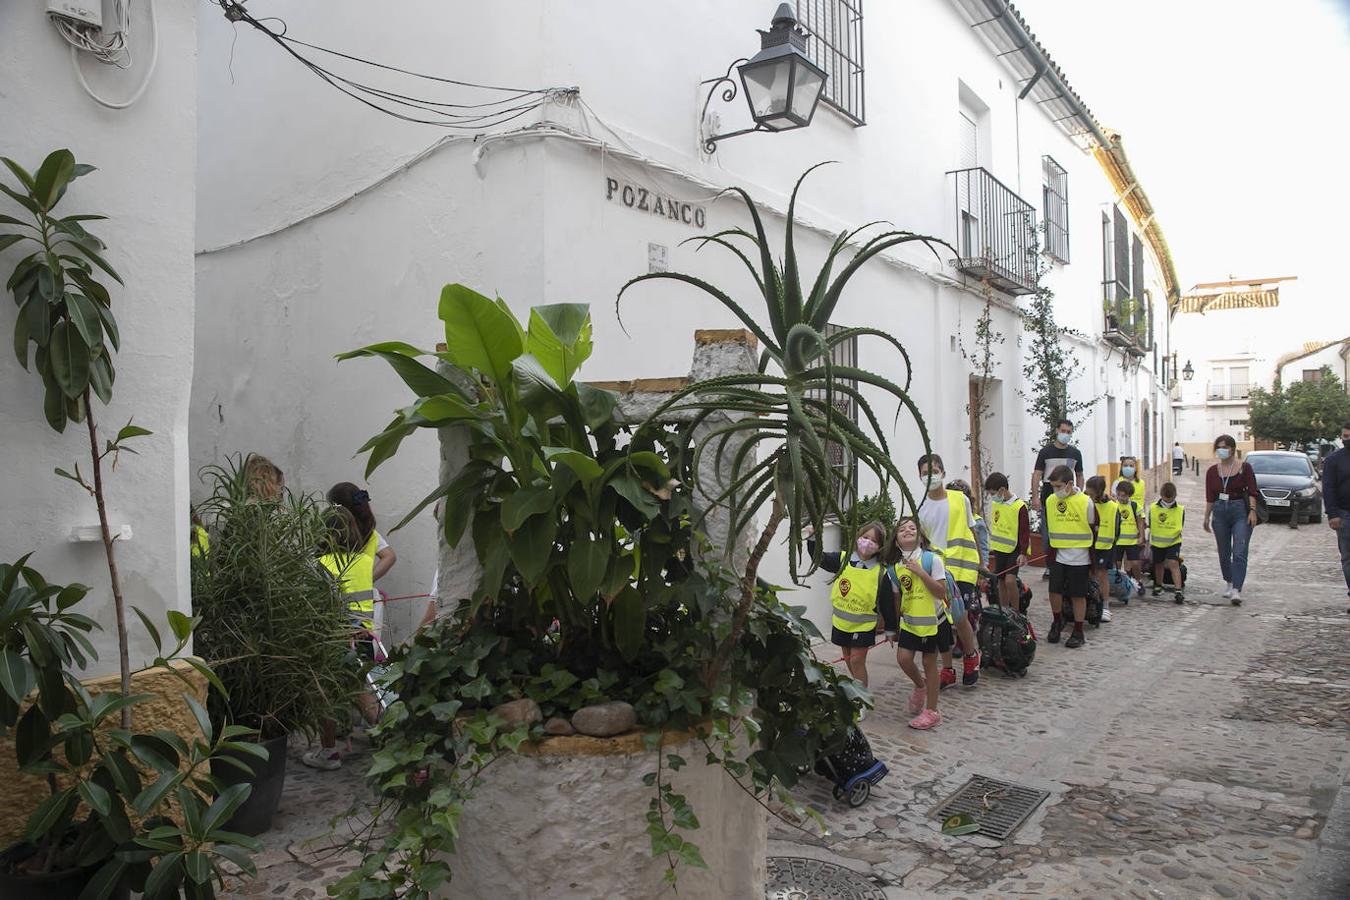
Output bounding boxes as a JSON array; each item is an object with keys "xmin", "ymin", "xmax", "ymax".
[
  {"xmin": 923, "ymin": 474, "xmax": 944, "ymax": 491},
  {"xmin": 1160, "ymin": 499, "xmax": 1175, "ymax": 508},
  {"xmin": 1216, "ymin": 447, "xmax": 1231, "ymax": 460},
  {"xmin": 1054, "ymin": 488, "xmax": 1070, "ymax": 500},
  {"xmin": 856, "ymin": 537, "xmax": 879, "ymax": 558},
  {"xmin": 1056, "ymin": 432, "xmax": 1073, "ymax": 446},
  {"xmin": 1121, "ymin": 466, "xmax": 1135, "ymax": 477},
  {"xmin": 993, "ymin": 492, "xmax": 1009, "ymax": 504}
]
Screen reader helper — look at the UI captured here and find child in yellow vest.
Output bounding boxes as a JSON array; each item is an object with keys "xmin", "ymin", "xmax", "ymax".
[
  {"xmin": 1150, "ymin": 482, "xmax": 1186, "ymax": 603},
  {"xmin": 806, "ymin": 521, "xmax": 898, "ymax": 696},
  {"xmin": 886, "ymin": 518, "xmax": 954, "ymax": 730},
  {"xmin": 1046, "ymin": 466, "xmax": 1098, "ymax": 648},
  {"xmin": 1085, "ymin": 476, "xmax": 1118, "ymax": 623}
]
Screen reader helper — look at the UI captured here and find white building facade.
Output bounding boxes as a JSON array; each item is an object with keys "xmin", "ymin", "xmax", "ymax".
[{"xmin": 194, "ymin": 0, "xmax": 1176, "ymax": 635}]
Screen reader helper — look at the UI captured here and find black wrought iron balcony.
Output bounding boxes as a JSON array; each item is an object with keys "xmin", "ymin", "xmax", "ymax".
[
  {"xmin": 948, "ymin": 167, "xmax": 1038, "ymax": 295},
  {"xmin": 1101, "ymin": 281, "xmax": 1148, "ymax": 356}
]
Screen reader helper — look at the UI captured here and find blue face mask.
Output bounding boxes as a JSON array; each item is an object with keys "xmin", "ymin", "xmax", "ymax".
[
  {"xmin": 1217, "ymin": 448, "xmax": 1232, "ymax": 460},
  {"xmin": 1121, "ymin": 466, "xmax": 1135, "ymax": 477}
]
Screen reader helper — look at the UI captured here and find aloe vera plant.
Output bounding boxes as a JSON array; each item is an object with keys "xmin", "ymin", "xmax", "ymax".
[{"xmin": 618, "ymin": 164, "xmax": 950, "ymax": 682}]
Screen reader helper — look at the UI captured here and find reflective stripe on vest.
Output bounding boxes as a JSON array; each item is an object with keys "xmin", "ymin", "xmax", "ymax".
[
  {"xmin": 1046, "ymin": 492, "xmax": 1094, "ymax": 549},
  {"xmin": 943, "ymin": 492, "xmax": 981, "ymax": 585},
  {"xmin": 830, "ymin": 555, "xmax": 883, "ymax": 634},
  {"xmin": 1117, "ymin": 501, "xmax": 1140, "ymax": 546},
  {"xmin": 894, "ymin": 559, "xmax": 945, "ymax": 638},
  {"xmin": 1094, "ymin": 500, "xmax": 1119, "ymax": 549},
  {"xmin": 1149, "ymin": 502, "xmax": 1184, "ymax": 548},
  {"xmin": 989, "ymin": 499, "xmax": 1026, "ymax": 553}
]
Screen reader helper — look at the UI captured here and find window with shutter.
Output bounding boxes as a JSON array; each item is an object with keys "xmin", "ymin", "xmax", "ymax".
[
  {"xmin": 1041, "ymin": 156, "xmax": 1069, "ymax": 263},
  {"xmin": 797, "ymin": 1, "xmax": 865, "ymax": 124}
]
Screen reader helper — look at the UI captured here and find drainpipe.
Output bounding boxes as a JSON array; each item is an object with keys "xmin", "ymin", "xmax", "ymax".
[{"xmin": 980, "ymin": 0, "xmax": 1112, "ymax": 150}]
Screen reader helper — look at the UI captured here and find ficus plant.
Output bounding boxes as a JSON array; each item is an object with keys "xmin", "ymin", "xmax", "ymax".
[
  {"xmin": 618, "ymin": 162, "xmax": 947, "ymax": 684},
  {"xmin": 329, "ymin": 287, "xmax": 863, "ymax": 896},
  {"xmin": 0, "ymin": 149, "xmax": 150, "ymax": 725}
]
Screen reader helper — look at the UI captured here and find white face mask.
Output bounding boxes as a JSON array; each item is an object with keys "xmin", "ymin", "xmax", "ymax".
[
  {"xmin": 923, "ymin": 473, "xmax": 944, "ymax": 491},
  {"xmin": 1054, "ymin": 487, "xmax": 1071, "ymax": 500},
  {"xmin": 1160, "ymin": 499, "xmax": 1175, "ymax": 508}
]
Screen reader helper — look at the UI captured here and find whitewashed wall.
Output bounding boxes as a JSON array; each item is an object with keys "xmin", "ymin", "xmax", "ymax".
[
  {"xmin": 195, "ymin": 0, "xmax": 1170, "ymax": 637},
  {"xmin": 0, "ymin": 1, "xmax": 198, "ymax": 675}
]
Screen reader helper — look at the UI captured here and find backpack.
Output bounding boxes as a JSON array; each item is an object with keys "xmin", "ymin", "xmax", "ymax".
[
  {"xmin": 888, "ymin": 551, "xmax": 961, "ymax": 619},
  {"xmin": 1106, "ymin": 568, "xmax": 1136, "ymax": 601},
  {"xmin": 976, "ymin": 603, "xmax": 1037, "ymax": 676},
  {"xmin": 1085, "ymin": 577, "xmax": 1104, "ymax": 626},
  {"xmin": 1162, "ymin": 560, "xmax": 1188, "ymax": 589}
]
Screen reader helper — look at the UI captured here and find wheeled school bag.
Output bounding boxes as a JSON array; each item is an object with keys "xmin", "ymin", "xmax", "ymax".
[
  {"xmin": 814, "ymin": 725, "xmax": 888, "ymax": 807},
  {"xmin": 976, "ymin": 603, "xmax": 1037, "ymax": 677},
  {"xmin": 1161, "ymin": 559, "xmax": 1189, "ymax": 590},
  {"xmin": 1085, "ymin": 578, "xmax": 1104, "ymax": 627},
  {"xmin": 1106, "ymin": 568, "xmax": 1138, "ymax": 603},
  {"xmin": 982, "ymin": 577, "xmax": 1033, "ymax": 615}
]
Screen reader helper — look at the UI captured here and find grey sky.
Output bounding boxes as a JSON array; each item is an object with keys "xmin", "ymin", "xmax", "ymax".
[{"xmin": 1015, "ymin": 0, "xmax": 1350, "ymax": 342}]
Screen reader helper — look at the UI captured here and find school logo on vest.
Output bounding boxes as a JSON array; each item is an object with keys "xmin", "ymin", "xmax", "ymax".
[
  {"xmin": 1159, "ymin": 512, "xmax": 1169, "ymax": 524},
  {"xmin": 993, "ymin": 509, "xmax": 1002, "ymax": 525},
  {"xmin": 1057, "ymin": 500, "xmax": 1068, "ymax": 514},
  {"xmin": 899, "ymin": 575, "xmax": 913, "ymax": 592},
  {"xmin": 839, "ymin": 578, "xmax": 852, "ymax": 597}
]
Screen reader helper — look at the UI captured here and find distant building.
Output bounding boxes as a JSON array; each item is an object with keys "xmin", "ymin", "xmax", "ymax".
[
  {"xmin": 1276, "ymin": 338, "xmax": 1350, "ymax": 388},
  {"xmin": 1170, "ymin": 277, "xmax": 1296, "ymax": 452}
]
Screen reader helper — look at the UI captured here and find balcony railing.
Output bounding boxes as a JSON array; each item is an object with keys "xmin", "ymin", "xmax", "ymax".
[
  {"xmin": 1206, "ymin": 384, "xmax": 1251, "ymax": 402},
  {"xmin": 1101, "ymin": 280, "xmax": 1148, "ymax": 356},
  {"xmin": 948, "ymin": 167, "xmax": 1037, "ymax": 295}
]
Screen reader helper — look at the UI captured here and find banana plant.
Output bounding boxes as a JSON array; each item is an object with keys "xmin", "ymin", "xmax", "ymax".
[{"xmin": 617, "ymin": 164, "xmax": 950, "ymax": 684}]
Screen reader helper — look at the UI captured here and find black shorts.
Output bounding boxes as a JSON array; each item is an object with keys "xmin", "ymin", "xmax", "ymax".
[
  {"xmin": 1049, "ymin": 561, "xmax": 1090, "ymax": 598},
  {"xmin": 1091, "ymin": 550, "xmax": 1114, "ymax": 571},
  {"xmin": 1152, "ymin": 544, "xmax": 1182, "ymax": 562},
  {"xmin": 896, "ymin": 619, "xmax": 954, "ymax": 654},
  {"xmin": 992, "ymin": 551, "xmax": 1021, "ymax": 578},
  {"xmin": 832, "ymin": 626, "xmax": 877, "ymax": 649},
  {"xmin": 1116, "ymin": 545, "xmax": 1141, "ymax": 562}
]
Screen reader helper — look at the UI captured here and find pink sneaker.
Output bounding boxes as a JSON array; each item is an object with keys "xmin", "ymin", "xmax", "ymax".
[
  {"xmin": 907, "ymin": 686, "xmax": 926, "ymax": 715},
  {"xmin": 908, "ymin": 708, "xmax": 942, "ymax": 730}
]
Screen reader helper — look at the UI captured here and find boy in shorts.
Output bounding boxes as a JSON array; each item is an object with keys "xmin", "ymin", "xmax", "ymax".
[
  {"xmin": 984, "ymin": 472, "xmax": 1030, "ymax": 610},
  {"xmin": 1046, "ymin": 465, "xmax": 1097, "ymax": 648}
]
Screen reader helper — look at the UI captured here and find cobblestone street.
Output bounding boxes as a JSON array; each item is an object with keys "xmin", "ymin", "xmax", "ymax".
[
  {"xmin": 221, "ymin": 472, "xmax": 1350, "ymax": 898},
  {"xmin": 769, "ymin": 472, "xmax": 1350, "ymax": 898}
]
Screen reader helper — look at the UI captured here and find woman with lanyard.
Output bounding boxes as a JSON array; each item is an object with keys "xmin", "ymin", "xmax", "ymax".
[{"xmin": 1202, "ymin": 435, "xmax": 1259, "ymax": 605}]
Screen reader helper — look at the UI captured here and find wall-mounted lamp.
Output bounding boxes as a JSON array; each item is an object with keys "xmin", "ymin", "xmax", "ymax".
[
  {"xmin": 700, "ymin": 4, "xmax": 828, "ymax": 154},
  {"xmin": 1182, "ymin": 360, "xmax": 1194, "ymax": 381}
]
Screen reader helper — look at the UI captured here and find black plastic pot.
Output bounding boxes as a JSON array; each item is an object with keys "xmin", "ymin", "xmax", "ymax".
[
  {"xmin": 0, "ymin": 843, "xmax": 127, "ymax": 900},
  {"xmin": 210, "ymin": 733, "xmax": 289, "ymax": 836}
]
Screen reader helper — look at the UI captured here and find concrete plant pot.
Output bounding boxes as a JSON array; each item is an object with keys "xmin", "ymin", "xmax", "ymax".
[{"xmin": 442, "ymin": 729, "xmax": 766, "ymax": 899}]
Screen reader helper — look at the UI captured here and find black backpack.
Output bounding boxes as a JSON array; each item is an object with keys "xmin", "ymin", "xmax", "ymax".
[
  {"xmin": 977, "ymin": 604, "xmax": 1037, "ymax": 677},
  {"xmin": 1085, "ymin": 577, "xmax": 1104, "ymax": 626}
]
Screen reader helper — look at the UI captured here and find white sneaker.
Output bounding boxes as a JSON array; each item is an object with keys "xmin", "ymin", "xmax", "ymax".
[
  {"xmin": 1223, "ymin": 583, "xmax": 1234, "ymax": 599},
  {"xmin": 301, "ymin": 747, "xmax": 341, "ymax": 771},
  {"xmin": 1100, "ymin": 607, "xmax": 1113, "ymax": 622}
]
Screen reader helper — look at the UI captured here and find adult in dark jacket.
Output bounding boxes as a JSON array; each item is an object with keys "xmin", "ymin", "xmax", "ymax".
[{"xmin": 1323, "ymin": 422, "xmax": 1350, "ymax": 611}]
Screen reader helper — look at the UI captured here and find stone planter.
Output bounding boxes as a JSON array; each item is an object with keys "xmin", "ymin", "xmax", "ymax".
[{"xmin": 442, "ymin": 729, "xmax": 766, "ymax": 899}]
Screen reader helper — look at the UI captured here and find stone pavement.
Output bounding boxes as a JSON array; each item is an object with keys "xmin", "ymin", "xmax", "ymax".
[
  {"xmin": 769, "ymin": 470, "xmax": 1350, "ymax": 899},
  {"xmin": 221, "ymin": 470, "xmax": 1350, "ymax": 898}
]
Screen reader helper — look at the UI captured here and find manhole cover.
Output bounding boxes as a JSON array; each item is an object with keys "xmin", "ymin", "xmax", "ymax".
[
  {"xmin": 929, "ymin": 774, "xmax": 1049, "ymax": 841},
  {"xmin": 765, "ymin": 857, "xmax": 888, "ymax": 900}
]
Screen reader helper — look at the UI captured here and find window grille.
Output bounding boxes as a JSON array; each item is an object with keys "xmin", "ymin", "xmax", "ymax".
[
  {"xmin": 1042, "ymin": 156, "xmax": 1069, "ymax": 263},
  {"xmin": 797, "ymin": 0, "xmax": 865, "ymax": 124}
]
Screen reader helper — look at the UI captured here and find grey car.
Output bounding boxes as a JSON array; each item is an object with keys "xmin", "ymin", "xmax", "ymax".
[{"xmin": 1246, "ymin": 451, "xmax": 1323, "ymax": 524}]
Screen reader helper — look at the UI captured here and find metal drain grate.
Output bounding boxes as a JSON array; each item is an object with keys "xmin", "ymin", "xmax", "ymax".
[
  {"xmin": 765, "ymin": 857, "xmax": 889, "ymax": 900},
  {"xmin": 929, "ymin": 774, "xmax": 1049, "ymax": 841}
]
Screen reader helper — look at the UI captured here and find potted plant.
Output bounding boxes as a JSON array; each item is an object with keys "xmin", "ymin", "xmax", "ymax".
[
  {"xmin": 327, "ymin": 166, "xmax": 944, "ymax": 897},
  {"xmin": 189, "ymin": 456, "xmax": 357, "ymax": 836},
  {"xmin": 0, "ymin": 554, "xmax": 263, "ymax": 900}
]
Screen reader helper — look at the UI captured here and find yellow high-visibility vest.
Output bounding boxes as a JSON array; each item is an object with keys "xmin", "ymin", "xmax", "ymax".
[
  {"xmin": 1117, "ymin": 501, "xmax": 1141, "ymax": 547},
  {"xmin": 190, "ymin": 525, "xmax": 209, "ymax": 558},
  {"xmin": 892, "ymin": 555, "xmax": 947, "ymax": 638},
  {"xmin": 361, "ymin": 530, "xmax": 384, "ymax": 560},
  {"xmin": 320, "ymin": 551, "xmax": 377, "ymax": 629},
  {"xmin": 941, "ymin": 491, "xmax": 981, "ymax": 585},
  {"xmin": 1094, "ymin": 500, "xmax": 1119, "ymax": 550},
  {"xmin": 829, "ymin": 553, "xmax": 884, "ymax": 634},
  {"xmin": 1149, "ymin": 502, "xmax": 1184, "ymax": 548},
  {"xmin": 989, "ymin": 498, "xmax": 1026, "ymax": 555},
  {"xmin": 1046, "ymin": 491, "xmax": 1094, "ymax": 549}
]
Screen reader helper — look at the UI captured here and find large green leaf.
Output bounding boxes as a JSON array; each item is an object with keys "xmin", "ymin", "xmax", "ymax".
[
  {"xmin": 526, "ymin": 304, "xmax": 592, "ymax": 386},
  {"xmin": 500, "ymin": 484, "xmax": 554, "ymax": 531},
  {"xmin": 0, "ymin": 650, "xmax": 35, "ymax": 704},
  {"xmin": 49, "ymin": 320, "xmax": 91, "ymax": 399},
  {"xmin": 543, "ymin": 446, "xmax": 603, "ymax": 482},
  {"xmin": 437, "ymin": 283, "xmax": 522, "ymax": 385},
  {"xmin": 505, "ymin": 513, "xmax": 556, "ymax": 584},
  {"xmin": 567, "ymin": 539, "xmax": 610, "ymax": 599},
  {"xmin": 611, "ymin": 586, "xmax": 646, "ymax": 662},
  {"xmin": 573, "ymin": 382, "xmax": 618, "ymax": 430},
  {"xmin": 66, "ymin": 292, "xmax": 103, "ymax": 349},
  {"xmin": 33, "ymin": 149, "xmax": 75, "ymax": 210},
  {"xmin": 337, "ymin": 342, "xmax": 466, "ymax": 399}
]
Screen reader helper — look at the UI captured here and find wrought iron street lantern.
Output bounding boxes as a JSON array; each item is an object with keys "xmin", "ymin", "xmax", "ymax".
[
  {"xmin": 701, "ymin": 4, "xmax": 828, "ymax": 153},
  {"xmin": 1182, "ymin": 360, "xmax": 1195, "ymax": 381}
]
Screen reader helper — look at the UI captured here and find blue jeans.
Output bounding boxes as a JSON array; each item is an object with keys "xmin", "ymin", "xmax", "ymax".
[
  {"xmin": 1211, "ymin": 499, "xmax": 1251, "ymax": 591},
  {"xmin": 1339, "ymin": 523, "xmax": 1350, "ymax": 597}
]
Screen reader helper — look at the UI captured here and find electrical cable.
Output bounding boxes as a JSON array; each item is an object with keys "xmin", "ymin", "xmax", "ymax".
[{"xmin": 54, "ymin": 0, "xmax": 160, "ymax": 110}]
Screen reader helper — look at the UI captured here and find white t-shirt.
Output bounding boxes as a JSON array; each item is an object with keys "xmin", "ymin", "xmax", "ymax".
[
  {"xmin": 1173, "ymin": 445, "xmax": 1185, "ymax": 460},
  {"xmin": 897, "ymin": 547, "xmax": 945, "ymax": 581},
  {"xmin": 917, "ymin": 490, "xmax": 976, "ymax": 552}
]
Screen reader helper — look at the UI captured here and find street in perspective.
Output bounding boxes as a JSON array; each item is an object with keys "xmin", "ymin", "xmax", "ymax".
[{"xmin": 2, "ymin": 1, "xmax": 1349, "ymax": 899}]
